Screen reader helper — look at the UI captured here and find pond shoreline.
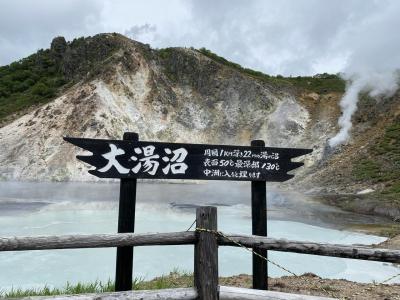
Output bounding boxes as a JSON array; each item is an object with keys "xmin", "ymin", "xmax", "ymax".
[{"xmin": 308, "ymin": 192, "xmax": 400, "ymax": 239}]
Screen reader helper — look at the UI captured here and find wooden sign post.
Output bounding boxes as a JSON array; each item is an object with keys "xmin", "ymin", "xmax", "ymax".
[
  {"xmin": 64, "ymin": 134, "xmax": 312, "ymax": 292},
  {"xmin": 115, "ymin": 132, "xmax": 138, "ymax": 291},
  {"xmin": 251, "ymin": 140, "xmax": 268, "ymax": 290}
]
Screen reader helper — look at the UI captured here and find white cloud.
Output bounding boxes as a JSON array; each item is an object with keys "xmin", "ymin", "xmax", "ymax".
[
  {"xmin": 1, "ymin": 0, "xmax": 399, "ymax": 78},
  {"xmin": 1, "ymin": 0, "xmax": 399, "ymax": 147},
  {"xmin": 327, "ymin": 1, "xmax": 400, "ymax": 147},
  {"xmin": 0, "ymin": 0, "xmax": 103, "ymax": 64}
]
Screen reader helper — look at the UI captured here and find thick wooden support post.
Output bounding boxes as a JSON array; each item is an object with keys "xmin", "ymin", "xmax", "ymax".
[
  {"xmin": 194, "ymin": 206, "xmax": 219, "ymax": 300},
  {"xmin": 251, "ymin": 139, "xmax": 268, "ymax": 290},
  {"xmin": 115, "ymin": 132, "xmax": 138, "ymax": 291}
]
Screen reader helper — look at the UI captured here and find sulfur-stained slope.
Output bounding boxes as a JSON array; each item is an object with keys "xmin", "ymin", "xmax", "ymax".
[{"xmin": 0, "ymin": 34, "xmax": 340, "ymax": 181}]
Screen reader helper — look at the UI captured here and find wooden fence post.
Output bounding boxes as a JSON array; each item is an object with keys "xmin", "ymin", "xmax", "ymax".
[
  {"xmin": 194, "ymin": 206, "xmax": 219, "ymax": 300},
  {"xmin": 115, "ymin": 132, "xmax": 138, "ymax": 291},
  {"xmin": 251, "ymin": 139, "xmax": 268, "ymax": 290}
]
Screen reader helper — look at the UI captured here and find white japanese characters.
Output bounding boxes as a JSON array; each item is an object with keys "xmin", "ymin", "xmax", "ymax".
[
  {"xmin": 98, "ymin": 144, "xmax": 130, "ymax": 174},
  {"xmin": 203, "ymin": 148, "xmax": 279, "ymax": 160},
  {"xmin": 66, "ymin": 136, "xmax": 310, "ymax": 181},
  {"xmin": 201, "ymin": 147, "xmax": 280, "ymax": 179},
  {"xmin": 161, "ymin": 148, "xmax": 188, "ymax": 174},
  {"xmin": 131, "ymin": 145, "xmax": 159, "ymax": 175},
  {"xmin": 93, "ymin": 142, "xmax": 286, "ymax": 180},
  {"xmin": 98, "ymin": 143, "xmax": 188, "ymax": 176}
]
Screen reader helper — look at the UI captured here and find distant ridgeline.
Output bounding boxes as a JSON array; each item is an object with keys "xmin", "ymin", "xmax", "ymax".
[
  {"xmin": 0, "ymin": 33, "xmax": 345, "ymax": 125},
  {"xmin": 196, "ymin": 47, "xmax": 345, "ymax": 94}
]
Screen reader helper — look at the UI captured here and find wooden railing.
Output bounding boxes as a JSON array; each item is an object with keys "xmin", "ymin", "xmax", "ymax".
[{"xmin": 1, "ymin": 206, "xmax": 399, "ymax": 300}]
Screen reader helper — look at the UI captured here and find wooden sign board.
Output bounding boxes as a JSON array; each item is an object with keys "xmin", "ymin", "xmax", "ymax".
[{"xmin": 64, "ymin": 137, "xmax": 312, "ymax": 182}]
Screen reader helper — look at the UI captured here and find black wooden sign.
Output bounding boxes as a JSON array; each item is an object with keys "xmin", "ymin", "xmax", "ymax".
[{"xmin": 64, "ymin": 137, "xmax": 312, "ymax": 182}]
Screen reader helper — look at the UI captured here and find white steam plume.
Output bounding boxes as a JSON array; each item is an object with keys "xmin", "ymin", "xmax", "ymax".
[
  {"xmin": 327, "ymin": 0, "xmax": 400, "ymax": 148},
  {"xmin": 328, "ymin": 72, "xmax": 399, "ymax": 148}
]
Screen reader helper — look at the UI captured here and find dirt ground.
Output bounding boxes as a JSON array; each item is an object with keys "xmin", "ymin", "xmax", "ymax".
[
  {"xmin": 378, "ymin": 235, "xmax": 400, "ymax": 250},
  {"xmin": 219, "ymin": 273, "xmax": 400, "ymax": 300},
  {"xmin": 222, "ymin": 233, "xmax": 400, "ymax": 299}
]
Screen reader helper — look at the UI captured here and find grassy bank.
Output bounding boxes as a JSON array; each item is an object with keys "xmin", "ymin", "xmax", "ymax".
[
  {"xmin": 352, "ymin": 115, "xmax": 400, "ymax": 200},
  {"xmin": 1, "ymin": 270, "xmax": 193, "ymax": 298},
  {"xmin": 326, "ymin": 115, "xmax": 400, "ymax": 231},
  {"xmin": 2, "ymin": 272, "xmax": 399, "ymax": 300}
]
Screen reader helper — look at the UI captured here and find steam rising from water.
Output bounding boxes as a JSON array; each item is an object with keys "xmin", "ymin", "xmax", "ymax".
[
  {"xmin": 329, "ymin": 72, "xmax": 399, "ymax": 147},
  {"xmin": 324, "ymin": 0, "xmax": 400, "ymax": 148},
  {"xmin": 0, "ymin": 181, "xmax": 399, "ymax": 290}
]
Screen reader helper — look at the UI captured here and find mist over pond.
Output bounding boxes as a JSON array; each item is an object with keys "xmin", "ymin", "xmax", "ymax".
[{"xmin": 0, "ymin": 181, "xmax": 398, "ymax": 291}]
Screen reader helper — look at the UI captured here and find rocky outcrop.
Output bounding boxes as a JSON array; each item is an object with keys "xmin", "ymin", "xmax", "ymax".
[{"xmin": 0, "ymin": 34, "xmax": 342, "ymax": 181}]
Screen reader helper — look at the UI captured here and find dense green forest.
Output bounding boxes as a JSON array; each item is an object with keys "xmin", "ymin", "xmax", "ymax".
[{"xmin": 0, "ymin": 49, "xmax": 68, "ymax": 122}]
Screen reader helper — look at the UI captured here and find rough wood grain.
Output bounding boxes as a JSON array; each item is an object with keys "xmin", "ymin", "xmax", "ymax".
[
  {"xmin": 115, "ymin": 131, "xmax": 139, "ymax": 291},
  {"xmin": 18, "ymin": 286, "xmax": 335, "ymax": 300},
  {"xmin": 19, "ymin": 288, "xmax": 197, "ymax": 300},
  {"xmin": 194, "ymin": 206, "xmax": 219, "ymax": 300},
  {"xmin": 0, "ymin": 232, "xmax": 196, "ymax": 251},
  {"xmin": 218, "ymin": 234, "xmax": 400, "ymax": 263},
  {"xmin": 219, "ymin": 285, "xmax": 336, "ymax": 300},
  {"xmin": 1, "ymin": 231, "xmax": 399, "ymax": 264}
]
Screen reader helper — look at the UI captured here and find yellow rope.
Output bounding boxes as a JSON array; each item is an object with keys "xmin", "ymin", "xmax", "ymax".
[
  {"xmin": 380, "ymin": 272, "xmax": 400, "ymax": 285},
  {"xmin": 194, "ymin": 226, "xmax": 400, "ymax": 299},
  {"xmin": 196, "ymin": 227, "xmax": 297, "ymax": 276},
  {"xmin": 195, "ymin": 227, "xmax": 343, "ymax": 299}
]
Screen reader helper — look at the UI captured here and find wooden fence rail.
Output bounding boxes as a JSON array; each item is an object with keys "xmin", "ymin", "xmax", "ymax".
[
  {"xmin": 0, "ymin": 232, "xmax": 196, "ymax": 251},
  {"xmin": 1, "ymin": 206, "xmax": 397, "ymax": 300},
  {"xmin": 18, "ymin": 286, "xmax": 337, "ymax": 300},
  {"xmin": 218, "ymin": 234, "xmax": 400, "ymax": 263},
  {"xmin": 1, "ymin": 232, "xmax": 399, "ymax": 264}
]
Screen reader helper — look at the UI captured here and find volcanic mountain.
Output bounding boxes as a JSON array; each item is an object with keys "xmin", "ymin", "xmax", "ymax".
[{"xmin": 0, "ymin": 33, "xmax": 399, "ymax": 217}]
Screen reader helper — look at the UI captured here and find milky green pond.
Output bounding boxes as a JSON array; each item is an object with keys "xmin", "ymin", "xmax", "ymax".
[{"xmin": 0, "ymin": 181, "xmax": 398, "ymax": 291}]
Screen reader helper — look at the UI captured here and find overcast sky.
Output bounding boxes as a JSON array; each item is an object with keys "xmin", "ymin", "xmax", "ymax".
[{"xmin": 1, "ymin": 0, "xmax": 399, "ymax": 76}]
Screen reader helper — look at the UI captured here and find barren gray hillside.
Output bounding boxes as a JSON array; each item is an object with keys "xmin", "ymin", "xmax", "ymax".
[
  {"xmin": 0, "ymin": 34, "xmax": 341, "ymax": 181},
  {"xmin": 0, "ymin": 33, "xmax": 399, "ymax": 218}
]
